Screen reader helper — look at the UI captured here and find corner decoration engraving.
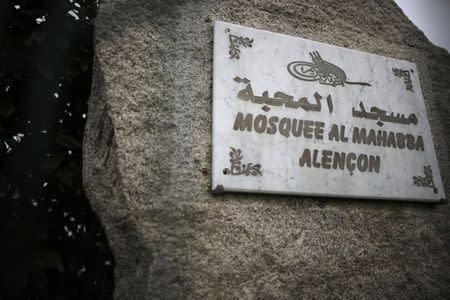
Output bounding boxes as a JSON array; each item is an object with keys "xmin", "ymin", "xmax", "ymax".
[
  {"xmin": 223, "ymin": 147, "xmax": 262, "ymax": 176},
  {"xmin": 413, "ymin": 165, "xmax": 438, "ymax": 194},
  {"xmin": 287, "ymin": 51, "xmax": 371, "ymax": 87},
  {"xmin": 392, "ymin": 68, "xmax": 414, "ymax": 92},
  {"xmin": 228, "ymin": 34, "xmax": 253, "ymax": 60}
]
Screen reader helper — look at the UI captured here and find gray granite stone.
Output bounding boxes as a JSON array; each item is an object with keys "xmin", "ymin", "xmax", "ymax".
[{"xmin": 83, "ymin": 0, "xmax": 450, "ymax": 298}]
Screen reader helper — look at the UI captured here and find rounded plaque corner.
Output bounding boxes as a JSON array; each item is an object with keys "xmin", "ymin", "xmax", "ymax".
[{"xmin": 212, "ymin": 184, "xmax": 224, "ymax": 195}]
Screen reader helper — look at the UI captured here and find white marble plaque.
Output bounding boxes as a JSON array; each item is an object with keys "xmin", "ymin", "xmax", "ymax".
[{"xmin": 212, "ymin": 21, "xmax": 445, "ymax": 202}]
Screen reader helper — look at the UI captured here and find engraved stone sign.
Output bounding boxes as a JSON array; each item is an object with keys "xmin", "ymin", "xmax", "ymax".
[{"xmin": 212, "ymin": 21, "xmax": 445, "ymax": 202}]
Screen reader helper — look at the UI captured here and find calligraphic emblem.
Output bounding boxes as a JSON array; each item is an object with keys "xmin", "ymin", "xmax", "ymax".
[
  {"xmin": 287, "ymin": 51, "xmax": 371, "ymax": 87},
  {"xmin": 223, "ymin": 147, "xmax": 262, "ymax": 176}
]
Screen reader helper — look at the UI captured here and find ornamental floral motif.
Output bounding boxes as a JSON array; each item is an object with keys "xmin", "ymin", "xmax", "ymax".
[
  {"xmin": 413, "ymin": 165, "xmax": 438, "ymax": 194},
  {"xmin": 229, "ymin": 34, "xmax": 253, "ymax": 60},
  {"xmin": 223, "ymin": 147, "xmax": 262, "ymax": 176},
  {"xmin": 392, "ymin": 68, "xmax": 414, "ymax": 92}
]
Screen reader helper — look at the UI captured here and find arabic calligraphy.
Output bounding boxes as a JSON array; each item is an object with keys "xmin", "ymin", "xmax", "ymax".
[
  {"xmin": 413, "ymin": 165, "xmax": 438, "ymax": 194},
  {"xmin": 229, "ymin": 34, "xmax": 253, "ymax": 60},
  {"xmin": 352, "ymin": 101, "xmax": 418, "ymax": 127},
  {"xmin": 223, "ymin": 147, "xmax": 262, "ymax": 176},
  {"xmin": 392, "ymin": 68, "xmax": 414, "ymax": 92},
  {"xmin": 234, "ymin": 77, "xmax": 333, "ymax": 113},
  {"xmin": 287, "ymin": 51, "xmax": 371, "ymax": 87}
]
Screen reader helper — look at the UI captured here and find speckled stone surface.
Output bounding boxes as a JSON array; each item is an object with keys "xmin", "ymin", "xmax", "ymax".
[{"xmin": 83, "ymin": 0, "xmax": 450, "ymax": 298}]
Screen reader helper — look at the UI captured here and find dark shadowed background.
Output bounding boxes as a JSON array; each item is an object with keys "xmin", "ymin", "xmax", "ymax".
[{"xmin": 0, "ymin": 0, "xmax": 114, "ymax": 299}]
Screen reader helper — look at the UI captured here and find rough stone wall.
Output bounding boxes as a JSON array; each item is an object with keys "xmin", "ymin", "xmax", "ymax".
[{"xmin": 83, "ymin": 0, "xmax": 450, "ymax": 298}]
